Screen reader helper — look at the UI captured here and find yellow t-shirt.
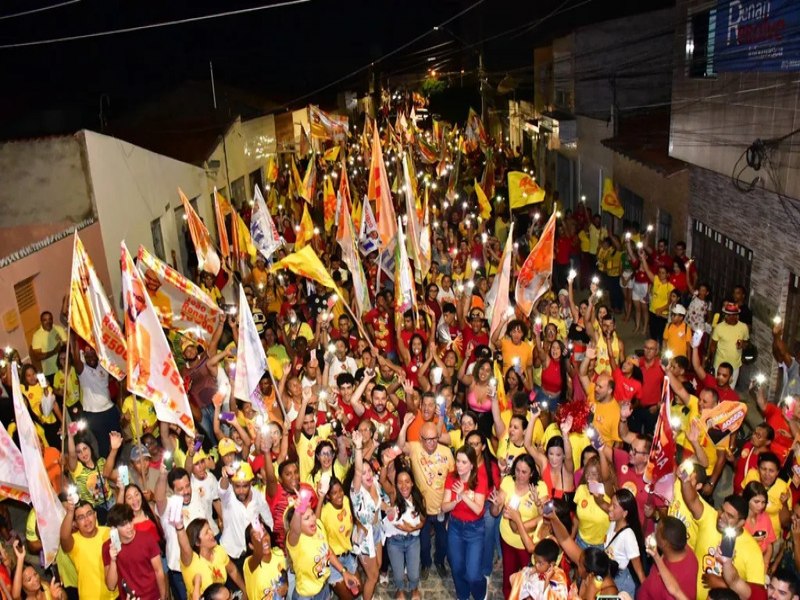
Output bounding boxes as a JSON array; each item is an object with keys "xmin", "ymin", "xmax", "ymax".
[
  {"xmin": 674, "ymin": 396, "xmax": 721, "ymax": 476},
  {"xmin": 68, "ymin": 527, "xmax": 118, "ymax": 599},
  {"xmin": 668, "ymin": 478, "xmax": 710, "ymax": 550},
  {"xmin": 578, "ymin": 231, "xmax": 590, "ymax": 253},
  {"xmin": 23, "ymin": 384, "xmax": 56, "ymax": 425},
  {"xmin": 287, "ymin": 521, "xmax": 331, "ymax": 596},
  {"xmin": 27, "ymin": 510, "xmax": 77, "ymax": 588},
  {"xmin": 574, "ymin": 484, "xmax": 610, "ymax": 545},
  {"xmin": 200, "ymin": 284, "xmax": 223, "ymax": 306},
  {"xmin": 496, "ymin": 435, "xmax": 527, "ymax": 469},
  {"xmin": 663, "ymin": 322, "xmax": 692, "ymax": 358},
  {"xmin": 742, "ymin": 470, "xmax": 791, "ymax": 537},
  {"xmin": 500, "ymin": 339, "xmax": 533, "ymax": 375},
  {"xmin": 605, "ymin": 250, "xmax": 622, "ymax": 277},
  {"xmin": 498, "ymin": 476, "xmax": 540, "ymax": 549},
  {"xmin": 407, "ymin": 442, "xmax": 454, "ymax": 515},
  {"xmin": 588, "ymin": 384, "xmax": 622, "ymax": 446},
  {"xmin": 121, "ymin": 394, "xmax": 159, "ymax": 440},
  {"xmin": 649, "ymin": 278, "xmax": 674, "ymax": 314},
  {"xmin": 711, "ymin": 321, "xmax": 750, "ymax": 370},
  {"xmin": 181, "ymin": 545, "xmax": 229, "ymax": 592},
  {"xmin": 54, "ymin": 367, "xmax": 81, "ymax": 408},
  {"xmin": 296, "ymin": 424, "xmax": 332, "ymax": 483},
  {"xmin": 693, "ymin": 504, "xmax": 765, "ymax": 600},
  {"xmin": 243, "ymin": 549, "xmax": 286, "ymax": 600},
  {"xmin": 321, "ymin": 498, "xmax": 354, "ymax": 555}
]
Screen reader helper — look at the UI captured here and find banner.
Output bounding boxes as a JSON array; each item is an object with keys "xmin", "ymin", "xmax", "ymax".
[
  {"xmin": 394, "ymin": 218, "xmax": 417, "ymax": 314},
  {"xmin": 137, "ymin": 247, "xmax": 223, "ymax": 345},
  {"xmin": 714, "ymin": 0, "xmax": 800, "ymax": 72},
  {"xmin": 70, "ymin": 233, "xmax": 127, "ymax": 380},
  {"xmin": 508, "ymin": 171, "xmax": 546, "ymax": 209},
  {"xmin": 515, "ymin": 213, "xmax": 556, "ymax": 315},
  {"xmin": 179, "ymin": 188, "xmax": 221, "ymax": 275},
  {"xmin": 367, "ymin": 125, "xmax": 397, "ymax": 249},
  {"xmin": 359, "ymin": 196, "xmax": 380, "ymax": 256},
  {"xmin": 250, "ymin": 184, "xmax": 282, "ymax": 261},
  {"xmin": 486, "ymin": 223, "xmax": 515, "ymax": 338},
  {"xmin": 11, "ymin": 364, "xmax": 64, "ymax": 566},
  {"xmin": 645, "ymin": 378, "xmax": 677, "ymax": 485},
  {"xmin": 475, "ymin": 177, "xmax": 492, "ymax": 219},
  {"xmin": 309, "ymin": 105, "xmax": 350, "ymax": 143},
  {"xmin": 601, "ymin": 178, "xmax": 624, "ymax": 218},
  {"xmin": 270, "ymin": 245, "xmax": 341, "ymax": 296},
  {"xmin": 336, "ymin": 192, "xmax": 372, "ymax": 318},
  {"xmin": 122, "ymin": 242, "xmax": 195, "ymax": 437},
  {"xmin": 233, "ymin": 285, "xmax": 267, "ymax": 411},
  {"xmin": 0, "ymin": 420, "xmax": 30, "ymax": 503}
]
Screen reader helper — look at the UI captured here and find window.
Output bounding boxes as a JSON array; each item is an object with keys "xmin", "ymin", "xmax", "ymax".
[
  {"xmin": 619, "ymin": 187, "xmax": 644, "ymax": 229},
  {"xmin": 687, "ymin": 9, "xmax": 716, "ymax": 78},
  {"xmin": 151, "ymin": 218, "xmax": 165, "ymax": 261},
  {"xmin": 556, "ymin": 153, "xmax": 576, "ymax": 210},
  {"xmin": 691, "ymin": 219, "xmax": 752, "ymax": 309},
  {"xmin": 657, "ymin": 210, "xmax": 672, "ymax": 248},
  {"xmin": 230, "ymin": 177, "xmax": 246, "ymax": 207},
  {"xmin": 14, "ymin": 277, "xmax": 40, "ymax": 348},
  {"xmin": 249, "ymin": 168, "xmax": 265, "ymax": 198}
]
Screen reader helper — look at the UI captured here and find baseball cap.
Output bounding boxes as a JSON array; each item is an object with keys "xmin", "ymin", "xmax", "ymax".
[
  {"xmin": 130, "ymin": 444, "xmax": 151, "ymax": 461},
  {"xmin": 231, "ymin": 462, "xmax": 254, "ymax": 482},
  {"xmin": 672, "ymin": 305, "xmax": 687, "ymax": 316},
  {"xmin": 286, "ymin": 284, "xmax": 298, "ymax": 295},
  {"xmin": 218, "ymin": 437, "xmax": 238, "ymax": 456}
]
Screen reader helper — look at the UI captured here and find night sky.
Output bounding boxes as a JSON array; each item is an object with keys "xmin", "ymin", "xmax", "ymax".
[{"xmin": 0, "ymin": 0, "xmax": 674, "ymax": 139}]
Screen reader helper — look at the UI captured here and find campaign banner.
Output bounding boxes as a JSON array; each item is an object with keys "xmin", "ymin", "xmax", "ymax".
[
  {"xmin": 0, "ymin": 420, "xmax": 30, "ymax": 503},
  {"xmin": 137, "ymin": 246, "xmax": 223, "ymax": 345},
  {"xmin": 233, "ymin": 285, "xmax": 267, "ymax": 410},
  {"xmin": 309, "ymin": 104, "xmax": 350, "ymax": 142}
]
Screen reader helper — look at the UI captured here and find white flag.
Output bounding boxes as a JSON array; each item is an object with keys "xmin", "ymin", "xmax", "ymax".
[
  {"xmin": 121, "ymin": 242, "xmax": 195, "ymax": 437},
  {"xmin": 10, "ymin": 364, "xmax": 64, "ymax": 566},
  {"xmin": 359, "ymin": 196, "xmax": 379, "ymax": 256},
  {"xmin": 250, "ymin": 184, "xmax": 282, "ymax": 261},
  {"xmin": 233, "ymin": 284, "xmax": 267, "ymax": 411},
  {"xmin": 485, "ymin": 223, "xmax": 515, "ymax": 338},
  {"xmin": 0, "ymin": 421, "xmax": 30, "ymax": 503}
]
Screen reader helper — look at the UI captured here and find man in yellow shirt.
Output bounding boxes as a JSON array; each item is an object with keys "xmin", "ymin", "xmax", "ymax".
[
  {"xmin": 578, "ymin": 349, "xmax": 621, "ymax": 447},
  {"xmin": 31, "ymin": 311, "xmax": 67, "ymax": 383},
  {"xmin": 709, "ymin": 303, "xmax": 750, "ymax": 388},
  {"xmin": 59, "ymin": 500, "xmax": 118, "ymax": 599},
  {"xmin": 679, "ymin": 469, "xmax": 765, "ymax": 600}
]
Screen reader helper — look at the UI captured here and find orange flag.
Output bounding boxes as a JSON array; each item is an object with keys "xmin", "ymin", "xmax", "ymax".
[
  {"xmin": 179, "ymin": 188, "xmax": 221, "ymax": 275},
  {"xmin": 213, "ymin": 188, "xmax": 230, "ymax": 260},
  {"xmin": 300, "ymin": 157, "xmax": 317, "ymax": 203},
  {"xmin": 367, "ymin": 125, "xmax": 396, "ymax": 249},
  {"xmin": 265, "ymin": 155, "xmax": 279, "ymax": 183},
  {"xmin": 515, "ymin": 213, "xmax": 556, "ymax": 315}
]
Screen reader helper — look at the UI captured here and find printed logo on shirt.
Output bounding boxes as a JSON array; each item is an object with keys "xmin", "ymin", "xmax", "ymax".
[{"xmin": 621, "ymin": 480, "xmax": 638, "ymax": 498}]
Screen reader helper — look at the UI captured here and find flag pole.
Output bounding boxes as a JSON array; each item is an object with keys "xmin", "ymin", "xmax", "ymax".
[{"xmin": 61, "ymin": 233, "xmax": 77, "ymax": 458}]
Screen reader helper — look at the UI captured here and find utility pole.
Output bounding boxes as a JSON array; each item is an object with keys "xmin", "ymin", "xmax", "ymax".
[
  {"xmin": 210, "ymin": 60, "xmax": 232, "ymax": 195},
  {"xmin": 479, "ymin": 50, "xmax": 487, "ymax": 123}
]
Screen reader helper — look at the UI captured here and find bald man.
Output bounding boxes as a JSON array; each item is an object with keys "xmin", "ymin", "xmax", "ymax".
[
  {"xmin": 579, "ymin": 347, "xmax": 622, "ymax": 448},
  {"xmin": 399, "ymin": 415, "xmax": 454, "ymax": 579}
]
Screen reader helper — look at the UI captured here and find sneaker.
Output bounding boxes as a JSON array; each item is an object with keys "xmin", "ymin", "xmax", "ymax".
[
  {"xmin": 435, "ymin": 563, "xmax": 448, "ymax": 578},
  {"xmin": 421, "ymin": 566, "xmax": 430, "ymax": 581}
]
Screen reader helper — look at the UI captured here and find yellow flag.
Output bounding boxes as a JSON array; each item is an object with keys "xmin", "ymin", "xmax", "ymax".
[
  {"xmin": 601, "ymin": 177, "xmax": 624, "ymax": 218},
  {"xmin": 234, "ymin": 210, "xmax": 257, "ymax": 261},
  {"xmin": 475, "ymin": 177, "xmax": 491, "ymax": 219},
  {"xmin": 323, "ymin": 146, "xmax": 340, "ymax": 162},
  {"xmin": 265, "ymin": 155, "xmax": 279, "ymax": 183},
  {"xmin": 270, "ymin": 245, "xmax": 340, "ymax": 295},
  {"xmin": 295, "ymin": 203, "xmax": 315, "ymax": 250},
  {"xmin": 508, "ymin": 171, "xmax": 546, "ymax": 209},
  {"xmin": 291, "ymin": 155, "xmax": 304, "ymax": 198},
  {"xmin": 351, "ymin": 197, "xmax": 362, "ymax": 228},
  {"xmin": 323, "ymin": 176, "xmax": 336, "ymax": 232},
  {"xmin": 300, "ymin": 158, "xmax": 317, "ymax": 203},
  {"xmin": 215, "ymin": 190, "xmax": 233, "ymax": 215}
]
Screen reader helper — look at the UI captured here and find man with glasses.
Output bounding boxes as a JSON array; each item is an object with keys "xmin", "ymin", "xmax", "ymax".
[
  {"xmin": 60, "ymin": 500, "xmax": 117, "ymax": 600},
  {"xmin": 399, "ymin": 418, "xmax": 454, "ymax": 580},
  {"xmin": 630, "ymin": 339, "xmax": 665, "ymax": 434}
]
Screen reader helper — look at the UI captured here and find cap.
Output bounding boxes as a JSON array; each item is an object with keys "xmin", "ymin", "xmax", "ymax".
[
  {"xmin": 194, "ymin": 449, "xmax": 208, "ymax": 462},
  {"xmin": 130, "ymin": 444, "xmax": 151, "ymax": 461},
  {"xmin": 231, "ymin": 462, "xmax": 254, "ymax": 482},
  {"xmin": 672, "ymin": 305, "xmax": 687, "ymax": 316},
  {"xmin": 722, "ymin": 302, "xmax": 741, "ymax": 315},
  {"xmin": 286, "ymin": 284, "xmax": 298, "ymax": 295},
  {"xmin": 558, "ymin": 289, "xmax": 569, "ymax": 297},
  {"xmin": 180, "ymin": 337, "xmax": 196, "ymax": 353},
  {"xmin": 218, "ymin": 437, "xmax": 238, "ymax": 456}
]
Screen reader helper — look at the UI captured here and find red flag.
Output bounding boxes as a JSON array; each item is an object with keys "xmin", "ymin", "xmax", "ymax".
[{"xmin": 644, "ymin": 378, "xmax": 677, "ymax": 485}]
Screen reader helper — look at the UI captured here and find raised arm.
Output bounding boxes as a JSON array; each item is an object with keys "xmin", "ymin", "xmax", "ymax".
[
  {"xmin": 350, "ymin": 370, "xmax": 373, "ymax": 417},
  {"xmin": 680, "ymin": 467, "xmax": 705, "ymax": 520},
  {"xmin": 103, "ymin": 432, "xmax": 123, "ymax": 478},
  {"xmin": 773, "ymin": 322, "xmax": 794, "ymax": 366},
  {"xmin": 691, "ymin": 344, "xmax": 708, "ymax": 381},
  {"xmin": 578, "ymin": 347, "xmax": 596, "ymax": 394},
  {"xmin": 398, "ymin": 412, "xmax": 414, "ymax": 453},
  {"xmin": 637, "ymin": 249, "xmax": 655, "ymax": 282}
]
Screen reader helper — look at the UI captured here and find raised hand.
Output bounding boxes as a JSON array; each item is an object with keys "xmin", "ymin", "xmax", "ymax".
[
  {"xmin": 109, "ymin": 431, "xmax": 123, "ymax": 451},
  {"xmin": 559, "ymin": 415, "xmax": 573, "ymax": 435}
]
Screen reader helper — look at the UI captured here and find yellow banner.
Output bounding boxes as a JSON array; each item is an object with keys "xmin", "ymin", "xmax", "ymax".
[{"xmin": 508, "ymin": 171, "xmax": 545, "ymax": 209}]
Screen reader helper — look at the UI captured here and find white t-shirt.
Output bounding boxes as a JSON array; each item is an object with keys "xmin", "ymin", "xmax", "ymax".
[
  {"xmin": 191, "ymin": 473, "xmax": 220, "ymax": 534},
  {"xmin": 77, "ymin": 364, "xmax": 113, "ymax": 412},
  {"xmin": 219, "ymin": 484, "xmax": 274, "ymax": 559},
  {"xmin": 604, "ymin": 523, "xmax": 640, "ymax": 570},
  {"xmin": 327, "ymin": 356, "xmax": 357, "ymax": 388},
  {"xmin": 383, "ymin": 503, "xmax": 422, "ymax": 538},
  {"xmin": 159, "ymin": 496, "xmax": 211, "ymax": 571}
]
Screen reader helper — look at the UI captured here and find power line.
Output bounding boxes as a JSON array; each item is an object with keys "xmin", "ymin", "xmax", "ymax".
[
  {"xmin": 0, "ymin": 0, "xmax": 309, "ymax": 49},
  {"xmin": 0, "ymin": 0, "xmax": 80, "ymax": 21}
]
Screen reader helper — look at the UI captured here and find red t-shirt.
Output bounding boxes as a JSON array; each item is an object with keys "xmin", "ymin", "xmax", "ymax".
[
  {"xmin": 102, "ymin": 529, "xmax": 161, "ymax": 600},
  {"xmin": 361, "ymin": 407, "xmax": 400, "ymax": 441},
  {"xmin": 400, "ymin": 328, "xmax": 428, "ymax": 352},
  {"xmin": 639, "ymin": 358, "xmax": 665, "ymax": 407},
  {"xmin": 266, "ymin": 484, "xmax": 296, "ymax": 549},
  {"xmin": 669, "ymin": 271, "xmax": 688, "ymax": 293},
  {"xmin": 763, "ymin": 403, "xmax": 793, "ymax": 462},
  {"xmin": 613, "ymin": 449, "xmax": 649, "ymax": 529},
  {"xmin": 445, "ymin": 467, "xmax": 489, "ymax": 522},
  {"xmin": 638, "ymin": 551, "xmax": 699, "ymax": 600},
  {"xmin": 555, "ymin": 237, "xmax": 572, "ymax": 265},
  {"xmin": 364, "ymin": 308, "xmax": 395, "ymax": 354},
  {"xmin": 700, "ymin": 373, "xmax": 740, "ymax": 402},
  {"xmin": 612, "ymin": 367, "xmax": 642, "ymax": 403},
  {"xmin": 461, "ymin": 327, "xmax": 489, "ymax": 363},
  {"xmin": 650, "ymin": 252, "xmax": 674, "ymax": 272}
]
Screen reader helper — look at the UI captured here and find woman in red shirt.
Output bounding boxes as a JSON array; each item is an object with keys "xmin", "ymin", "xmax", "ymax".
[
  {"xmin": 669, "ymin": 260, "xmax": 689, "ymax": 295},
  {"xmin": 533, "ymin": 336, "xmax": 569, "ymax": 412},
  {"xmin": 442, "ymin": 446, "xmax": 489, "ymax": 600},
  {"xmin": 608, "ymin": 352, "xmax": 643, "ymax": 404}
]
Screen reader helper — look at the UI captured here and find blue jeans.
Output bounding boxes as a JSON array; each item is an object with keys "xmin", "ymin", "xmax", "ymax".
[
  {"xmin": 615, "ymin": 566, "xmax": 636, "ymax": 597},
  {"xmin": 447, "ymin": 517, "xmax": 486, "ymax": 600},
  {"xmin": 481, "ymin": 509, "xmax": 501, "ymax": 577},
  {"xmin": 420, "ymin": 514, "xmax": 447, "ymax": 569},
  {"xmin": 292, "ymin": 586, "xmax": 331, "ymax": 600},
  {"xmin": 200, "ymin": 404, "xmax": 217, "ymax": 444},
  {"xmin": 168, "ymin": 569, "xmax": 187, "ymax": 600},
  {"xmin": 386, "ymin": 534, "xmax": 421, "ymax": 592}
]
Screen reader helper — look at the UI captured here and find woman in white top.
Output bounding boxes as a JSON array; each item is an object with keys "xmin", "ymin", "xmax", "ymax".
[{"xmin": 604, "ymin": 488, "xmax": 646, "ymax": 597}]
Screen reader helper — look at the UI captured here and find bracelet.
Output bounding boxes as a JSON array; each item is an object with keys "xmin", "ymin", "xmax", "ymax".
[
  {"xmin": 620, "ymin": 419, "xmax": 627, "ymax": 423},
  {"xmin": 175, "ymin": 526, "xmax": 184, "ymax": 531}
]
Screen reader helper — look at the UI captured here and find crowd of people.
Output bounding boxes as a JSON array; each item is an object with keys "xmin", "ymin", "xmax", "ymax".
[{"xmin": 1, "ymin": 114, "xmax": 800, "ymax": 600}]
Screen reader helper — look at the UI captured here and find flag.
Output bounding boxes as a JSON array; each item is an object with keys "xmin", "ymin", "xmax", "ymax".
[
  {"xmin": 644, "ymin": 378, "xmax": 678, "ymax": 485},
  {"xmin": 233, "ymin": 285, "xmax": 268, "ymax": 411},
  {"xmin": 359, "ymin": 198, "xmax": 379, "ymax": 256},
  {"xmin": 481, "ymin": 149, "xmax": 496, "ymax": 199},
  {"xmin": 137, "ymin": 247, "xmax": 223, "ymax": 345},
  {"xmin": 69, "ymin": 234, "xmax": 127, "ymax": 380},
  {"xmin": 338, "ymin": 159, "xmax": 353, "ymax": 215},
  {"xmin": 213, "ymin": 189, "xmax": 230, "ymax": 260},
  {"xmin": 402, "ymin": 152, "xmax": 429, "ymax": 282},
  {"xmin": 250, "ymin": 185, "xmax": 282, "ymax": 261},
  {"xmin": 323, "ymin": 176, "xmax": 337, "ymax": 232},
  {"xmin": 446, "ymin": 148, "xmax": 461, "ymax": 202},
  {"xmin": 417, "ymin": 137, "xmax": 439, "ymax": 164},
  {"xmin": 291, "ymin": 156, "xmax": 304, "ymax": 199},
  {"xmin": 336, "ymin": 193, "xmax": 372, "ymax": 318},
  {"xmin": 323, "ymin": 146, "xmax": 340, "ymax": 162},
  {"xmin": 601, "ymin": 177, "xmax": 624, "ymax": 218},
  {"xmin": 300, "ymin": 157, "xmax": 317, "ymax": 203},
  {"xmin": 394, "ymin": 218, "xmax": 417, "ymax": 314},
  {"xmin": 485, "ymin": 223, "xmax": 515, "ymax": 337},
  {"xmin": 10, "ymin": 364, "xmax": 64, "ymax": 566},
  {"xmin": 270, "ymin": 245, "xmax": 340, "ymax": 295},
  {"xmin": 267, "ymin": 186, "xmax": 279, "ymax": 215},
  {"xmin": 515, "ymin": 213, "xmax": 556, "ymax": 315},
  {"xmin": 508, "ymin": 171, "xmax": 545, "ymax": 209},
  {"xmin": 475, "ymin": 177, "xmax": 491, "ymax": 219},
  {"xmin": 215, "ymin": 190, "xmax": 233, "ymax": 215},
  {"xmin": 295, "ymin": 204, "xmax": 315, "ymax": 250},
  {"xmin": 309, "ymin": 105, "xmax": 350, "ymax": 143},
  {"xmin": 418, "ymin": 185, "xmax": 432, "ymax": 282},
  {"xmin": 465, "ymin": 107, "xmax": 488, "ymax": 152},
  {"xmin": 233, "ymin": 208, "xmax": 257, "ymax": 264},
  {"xmin": 299, "ymin": 124, "xmax": 311, "ymax": 155},
  {"xmin": 0, "ymin": 420, "xmax": 30, "ymax": 503},
  {"xmin": 367, "ymin": 125, "xmax": 397, "ymax": 248},
  {"xmin": 265, "ymin": 155, "xmax": 279, "ymax": 183},
  {"xmin": 121, "ymin": 242, "xmax": 195, "ymax": 437},
  {"xmin": 494, "ymin": 361, "xmax": 509, "ymax": 412},
  {"xmin": 179, "ymin": 188, "xmax": 221, "ymax": 275}
]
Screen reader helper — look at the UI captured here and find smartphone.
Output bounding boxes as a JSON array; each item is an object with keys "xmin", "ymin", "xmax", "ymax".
[
  {"xmin": 36, "ymin": 373, "xmax": 48, "ymax": 388},
  {"xmin": 508, "ymin": 495, "xmax": 521, "ymax": 510},
  {"xmin": 720, "ymin": 534, "xmax": 736, "ymax": 558},
  {"xmin": 588, "ymin": 481, "xmax": 605, "ymax": 496},
  {"xmin": 68, "ymin": 421, "xmax": 79, "ymax": 436},
  {"xmin": 118, "ymin": 465, "xmax": 129, "ymax": 487},
  {"xmin": 110, "ymin": 527, "xmax": 122, "ymax": 553},
  {"xmin": 166, "ymin": 494, "xmax": 185, "ymax": 525},
  {"xmin": 193, "ymin": 434, "xmax": 205, "ymax": 453},
  {"xmin": 163, "ymin": 451, "xmax": 174, "ymax": 470},
  {"xmin": 542, "ymin": 500, "xmax": 555, "ymax": 515},
  {"xmin": 220, "ymin": 411, "xmax": 236, "ymax": 423}
]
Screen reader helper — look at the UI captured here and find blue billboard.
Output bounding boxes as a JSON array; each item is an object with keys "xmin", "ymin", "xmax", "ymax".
[{"xmin": 714, "ymin": 0, "xmax": 800, "ymax": 72}]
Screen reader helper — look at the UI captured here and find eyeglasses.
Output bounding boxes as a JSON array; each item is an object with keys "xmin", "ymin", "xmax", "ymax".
[
  {"xmin": 421, "ymin": 436, "xmax": 438, "ymax": 443},
  {"xmin": 318, "ymin": 450, "xmax": 334, "ymax": 458},
  {"xmin": 629, "ymin": 449, "xmax": 648, "ymax": 455},
  {"xmin": 75, "ymin": 510, "xmax": 95, "ymax": 521}
]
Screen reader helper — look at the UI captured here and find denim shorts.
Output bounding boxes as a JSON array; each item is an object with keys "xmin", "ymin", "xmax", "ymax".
[{"xmin": 328, "ymin": 553, "xmax": 358, "ymax": 585}]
